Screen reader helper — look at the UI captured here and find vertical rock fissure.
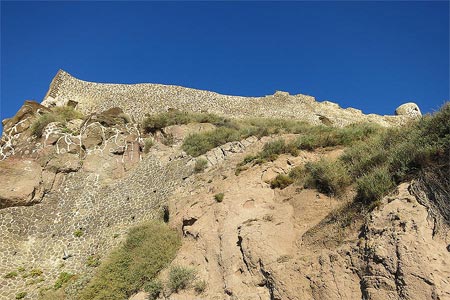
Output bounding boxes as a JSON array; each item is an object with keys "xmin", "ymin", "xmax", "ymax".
[
  {"xmin": 258, "ymin": 259, "xmax": 277, "ymax": 300},
  {"xmin": 237, "ymin": 228, "xmax": 251, "ymax": 274}
]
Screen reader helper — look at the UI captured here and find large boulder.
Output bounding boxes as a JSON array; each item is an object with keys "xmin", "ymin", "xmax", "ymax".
[
  {"xmin": 2, "ymin": 100, "xmax": 50, "ymax": 135},
  {"xmin": 0, "ymin": 159, "xmax": 42, "ymax": 208},
  {"xmin": 395, "ymin": 102, "xmax": 422, "ymax": 117},
  {"xmin": 84, "ymin": 107, "xmax": 131, "ymax": 127}
]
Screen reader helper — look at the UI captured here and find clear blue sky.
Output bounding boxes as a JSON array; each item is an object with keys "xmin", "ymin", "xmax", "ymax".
[{"xmin": 1, "ymin": 1, "xmax": 449, "ymax": 131}]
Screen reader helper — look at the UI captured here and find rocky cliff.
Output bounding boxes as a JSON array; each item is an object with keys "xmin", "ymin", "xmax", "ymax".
[{"xmin": 0, "ymin": 72, "xmax": 448, "ymax": 300}]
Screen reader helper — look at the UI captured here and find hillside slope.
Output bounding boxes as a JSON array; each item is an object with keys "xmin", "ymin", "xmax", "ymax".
[{"xmin": 0, "ymin": 76, "xmax": 448, "ymax": 300}]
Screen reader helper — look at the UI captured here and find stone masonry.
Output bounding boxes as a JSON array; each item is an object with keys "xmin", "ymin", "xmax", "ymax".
[{"xmin": 42, "ymin": 70, "xmax": 410, "ymax": 128}]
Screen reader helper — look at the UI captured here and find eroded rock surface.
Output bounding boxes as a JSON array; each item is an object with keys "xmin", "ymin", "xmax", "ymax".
[
  {"xmin": 0, "ymin": 159, "xmax": 43, "ymax": 208},
  {"xmin": 164, "ymin": 144, "xmax": 450, "ymax": 300}
]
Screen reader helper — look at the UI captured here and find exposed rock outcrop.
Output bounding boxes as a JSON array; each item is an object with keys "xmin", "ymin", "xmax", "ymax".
[
  {"xmin": 166, "ymin": 147, "xmax": 450, "ymax": 300},
  {"xmin": 395, "ymin": 102, "xmax": 422, "ymax": 117},
  {"xmin": 0, "ymin": 159, "xmax": 43, "ymax": 208}
]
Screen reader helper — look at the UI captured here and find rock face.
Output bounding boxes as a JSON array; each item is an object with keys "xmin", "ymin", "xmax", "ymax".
[
  {"xmin": 0, "ymin": 102, "xmax": 193, "ymax": 299},
  {"xmin": 395, "ymin": 102, "xmax": 422, "ymax": 117},
  {"xmin": 0, "ymin": 100, "xmax": 50, "ymax": 160},
  {"xmin": 359, "ymin": 183, "xmax": 450, "ymax": 300},
  {"xmin": 0, "ymin": 76, "xmax": 445, "ymax": 300},
  {"xmin": 167, "ymin": 146, "xmax": 450, "ymax": 300},
  {"xmin": 0, "ymin": 159, "xmax": 43, "ymax": 208}
]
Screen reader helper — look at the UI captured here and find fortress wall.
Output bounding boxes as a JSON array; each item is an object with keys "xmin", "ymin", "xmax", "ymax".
[{"xmin": 42, "ymin": 70, "xmax": 407, "ymax": 127}]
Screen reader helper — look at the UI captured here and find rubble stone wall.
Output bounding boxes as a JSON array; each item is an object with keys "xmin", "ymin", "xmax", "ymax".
[{"xmin": 42, "ymin": 70, "xmax": 408, "ymax": 127}]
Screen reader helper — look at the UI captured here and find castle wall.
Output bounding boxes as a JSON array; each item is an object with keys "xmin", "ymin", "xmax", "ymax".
[{"xmin": 42, "ymin": 70, "xmax": 407, "ymax": 127}]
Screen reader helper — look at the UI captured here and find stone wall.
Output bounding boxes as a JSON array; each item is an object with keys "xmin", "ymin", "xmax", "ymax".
[
  {"xmin": 0, "ymin": 154, "xmax": 191, "ymax": 299},
  {"xmin": 42, "ymin": 70, "xmax": 409, "ymax": 127}
]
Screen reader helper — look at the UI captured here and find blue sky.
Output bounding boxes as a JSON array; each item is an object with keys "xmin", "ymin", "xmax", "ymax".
[{"xmin": 1, "ymin": 1, "xmax": 449, "ymax": 131}]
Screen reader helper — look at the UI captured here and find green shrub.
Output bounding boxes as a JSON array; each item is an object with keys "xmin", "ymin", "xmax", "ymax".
[
  {"xmin": 143, "ymin": 138, "xmax": 154, "ymax": 153},
  {"xmin": 237, "ymin": 123, "xmax": 380, "ymax": 168},
  {"xmin": 79, "ymin": 221, "xmax": 180, "ymax": 300},
  {"xmin": 143, "ymin": 279, "xmax": 163, "ymax": 300},
  {"xmin": 194, "ymin": 158, "xmax": 208, "ymax": 173},
  {"xmin": 261, "ymin": 139, "xmax": 290, "ymax": 159},
  {"xmin": 293, "ymin": 123, "xmax": 380, "ymax": 151},
  {"xmin": 182, "ymin": 127, "xmax": 242, "ymax": 156},
  {"xmin": 270, "ymin": 174, "xmax": 294, "ymax": 189},
  {"xmin": 240, "ymin": 139, "xmax": 298, "ymax": 166},
  {"xmin": 305, "ymin": 159, "xmax": 351, "ymax": 197},
  {"xmin": 86, "ymin": 255, "xmax": 101, "ymax": 267},
  {"xmin": 168, "ymin": 266, "xmax": 196, "ymax": 293},
  {"xmin": 161, "ymin": 134, "xmax": 175, "ymax": 146},
  {"xmin": 193, "ymin": 280, "xmax": 207, "ymax": 294},
  {"xmin": 30, "ymin": 268, "xmax": 43, "ymax": 277},
  {"xmin": 31, "ymin": 106, "xmax": 84, "ymax": 138},
  {"xmin": 214, "ymin": 193, "xmax": 224, "ymax": 203},
  {"xmin": 241, "ymin": 118, "xmax": 311, "ymax": 136},
  {"xmin": 15, "ymin": 292, "xmax": 27, "ymax": 299},
  {"xmin": 73, "ymin": 229, "xmax": 83, "ymax": 237},
  {"xmin": 356, "ymin": 166, "xmax": 395, "ymax": 204},
  {"xmin": 54, "ymin": 272, "xmax": 74, "ymax": 290},
  {"xmin": 340, "ymin": 135, "xmax": 388, "ymax": 178},
  {"xmin": 30, "ymin": 113, "xmax": 58, "ymax": 138},
  {"xmin": 4, "ymin": 271, "xmax": 18, "ymax": 279},
  {"xmin": 288, "ymin": 166, "xmax": 305, "ymax": 183},
  {"xmin": 182, "ymin": 118, "xmax": 314, "ymax": 157}
]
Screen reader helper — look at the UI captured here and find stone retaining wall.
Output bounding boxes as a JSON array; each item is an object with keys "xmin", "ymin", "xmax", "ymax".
[
  {"xmin": 42, "ymin": 70, "xmax": 408, "ymax": 127},
  {"xmin": 0, "ymin": 155, "xmax": 191, "ymax": 299}
]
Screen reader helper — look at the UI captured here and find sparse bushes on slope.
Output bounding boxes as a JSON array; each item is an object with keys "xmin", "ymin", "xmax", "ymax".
[
  {"xmin": 31, "ymin": 106, "xmax": 84, "ymax": 137},
  {"xmin": 194, "ymin": 158, "xmax": 208, "ymax": 173},
  {"xmin": 167, "ymin": 266, "xmax": 196, "ymax": 293},
  {"xmin": 53, "ymin": 272, "xmax": 74, "ymax": 290},
  {"xmin": 270, "ymin": 174, "xmax": 294, "ymax": 190},
  {"xmin": 143, "ymin": 279, "xmax": 163, "ymax": 300},
  {"xmin": 256, "ymin": 104, "xmax": 449, "ymax": 207},
  {"xmin": 182, "ymin": 127, "xmax": 242, "ymax": 157},
  {"xmin": 239, "ymin": 122, "xmax": 380, "ymax": 168},
  {"xmin": 79, "ymin": 221, "xmax": 180, "ymax": 300},
  {"xmin": 310, "ymin": 103, "xmax": 449, "ymax": 204},
  {"xmin": 356, "ymin": 166, "xmax": 395, "ymax": 205},
  {"xmin": 143, "ymin": 138, "xmax": 155, "ymax": 153},
  {"xmin": 182, "ymin": 118, "xmax": 325, "ymax": 157},
  {"xmin": 294, "ymin": 123, "xmax": 380, "ymax": 150}
]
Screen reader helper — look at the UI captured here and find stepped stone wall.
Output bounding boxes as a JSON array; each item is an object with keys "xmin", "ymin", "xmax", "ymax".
[{"xmin": 42, "ymin": 70, "xmax": 409, "ymax": 127}]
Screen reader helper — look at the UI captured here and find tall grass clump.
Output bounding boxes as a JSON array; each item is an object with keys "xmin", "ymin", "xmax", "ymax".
[
  {"xmin": 294, "ymin": 123, "xmax": 381, "ymax": 150},
  {"xmin": 79, "ymin": 221, "xmax": 180, "ymax": 300},
  {"xmin": 194, "ymin": 158, "xmax": 208, "ymax": 173},
  {"xmin": 237, "ymin": 123, "xmax": 381, "ymax": 168},
  {"xmin": 31, "ymin": 106, "xmax": 84, "ymax": 137},
  {"xmin": 182, "ymin": 127, "xmax": 242, "ymax": 157},
  {"xmin": 167, "ymin": 266, "xmax": 196, "ymax": 293},
  {"xmin": 304, "ymin": 159, "xmax": 351, "ymax": 197},
  {"xmin": 356, "ymin": 166, "xmax": 395, "ymax": 205},
  {"xmin": 270, "ymin": 174, "xmax": 294, "ymax": 189},
  {"xmin": 182, "ymin": 118, "xmax": 318, "ymax": 157}
]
